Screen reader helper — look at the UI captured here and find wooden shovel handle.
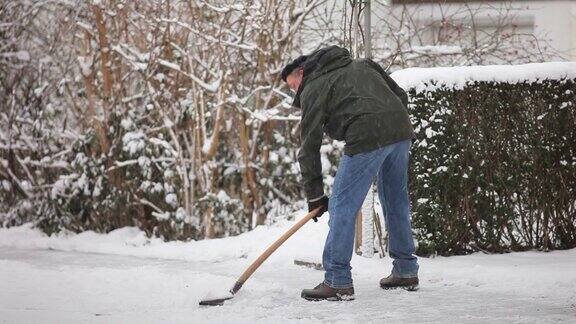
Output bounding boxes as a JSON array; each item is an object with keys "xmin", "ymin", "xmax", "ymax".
[{"xmin": 230, "ymin": 208, "xmax": 321, "ymax": 294}]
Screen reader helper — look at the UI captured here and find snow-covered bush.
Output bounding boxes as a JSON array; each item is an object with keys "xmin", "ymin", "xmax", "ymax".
[
  {"xmin": 2, "ymin": 0, "xmax": 336, "ymax": 240},
  {"xmin": 0, "ymin": 0, "xmax": 77, "ymax": 228},
  {"xmin": 44, "ymin": 108, "xmax": 198, "ymax": 239},
  {"xmin": 392, "ymin": 63, "xmax": 576, "ymax": 255}
]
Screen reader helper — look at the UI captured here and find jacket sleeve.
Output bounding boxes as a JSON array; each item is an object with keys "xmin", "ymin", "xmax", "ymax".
[
  {"xmin": 366, "ymin": 59, "xmax": 409, "ymax": 108},
  {"xmin": 298, "ymin": 91, "xmax": 326, "ymax": 201}
]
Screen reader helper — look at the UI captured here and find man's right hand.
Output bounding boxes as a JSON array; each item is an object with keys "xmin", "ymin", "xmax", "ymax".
[{"xmin": 308, "ymin": 195, "xmax": 329, "ymax": 222}]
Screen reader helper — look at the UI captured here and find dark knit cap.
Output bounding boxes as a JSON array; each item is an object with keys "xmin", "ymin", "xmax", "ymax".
[{"xmin": 281, "ymin": 55, "xmax": 308, "ymax": 82}]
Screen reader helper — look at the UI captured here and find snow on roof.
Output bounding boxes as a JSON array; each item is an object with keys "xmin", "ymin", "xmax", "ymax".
[{"xmin": 391, "ymin": 62, "xmax": 576, "ymax": 93}]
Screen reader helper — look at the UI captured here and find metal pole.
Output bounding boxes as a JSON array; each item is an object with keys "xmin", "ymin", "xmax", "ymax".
[
  {"xmin": 364, "ymin": 0, "xmax": 372, "ymax": 59},
  {"xmin": 353, "ymin": 0, "xmax": 359, "ymax": 58},
  {"xmin": 362, "ymin": 0, "xmax": 376, "ymax": 259}
]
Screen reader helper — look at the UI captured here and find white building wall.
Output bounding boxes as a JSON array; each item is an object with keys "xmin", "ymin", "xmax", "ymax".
[
  {"xmin": 531, "ymin": 0, "xmax": 576, "ymax": 60},
  {"xmin": 388, "ymin": 0, "xmax": 576, "ymax": 60}
]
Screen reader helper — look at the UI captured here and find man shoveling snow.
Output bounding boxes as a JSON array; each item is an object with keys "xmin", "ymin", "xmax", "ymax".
[{"xmin": 281, "ymin": 45, "xmax": 419, "ymax": 301}]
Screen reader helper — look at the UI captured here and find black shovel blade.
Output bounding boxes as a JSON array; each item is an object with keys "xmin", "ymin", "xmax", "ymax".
[
  {"xmin": 199, "ymin": 296, "xmax": 233, "ymax": 306},
  {"xmin": 199, "ymin": 281, "xmax": 242, "ymax": 306}
]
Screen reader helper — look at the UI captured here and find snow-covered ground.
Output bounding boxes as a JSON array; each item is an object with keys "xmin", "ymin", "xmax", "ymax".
[{"xmin": 1, "ymin": 213, "xmax": 575, "ymax": 323}]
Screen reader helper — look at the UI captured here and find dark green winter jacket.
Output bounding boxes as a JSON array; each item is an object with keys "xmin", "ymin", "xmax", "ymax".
[{"xmin": 294, "ymin": 45, "xmax": 415, "ymax": 200}]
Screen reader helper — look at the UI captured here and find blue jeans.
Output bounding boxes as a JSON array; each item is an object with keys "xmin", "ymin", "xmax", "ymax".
[{"xmin": 323, "ymin": 139, "xmax": 419, "ymax": 288}]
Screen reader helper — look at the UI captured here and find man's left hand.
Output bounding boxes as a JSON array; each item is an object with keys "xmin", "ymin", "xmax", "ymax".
[{"xmin": 308, "ymin": 195, "xmax": 329, "ymax": 222}]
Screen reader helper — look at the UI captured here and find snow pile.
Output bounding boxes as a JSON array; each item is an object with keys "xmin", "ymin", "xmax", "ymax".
[
  {"xmin": 391, "ymin": 62, "xmax": 576, "ymax": 92},
  {"xmin": 2, "ymin": 219, "xmax": 575, "ymax": 300},
  {"xmin": 0, "ymin": 211, "xmax": 327, "ymax": 264}
]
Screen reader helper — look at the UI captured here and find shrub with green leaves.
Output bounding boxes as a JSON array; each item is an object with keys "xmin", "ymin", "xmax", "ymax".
[{"xmin": 394, "ymin": 64, "xmax": 576, "ymax": 255}]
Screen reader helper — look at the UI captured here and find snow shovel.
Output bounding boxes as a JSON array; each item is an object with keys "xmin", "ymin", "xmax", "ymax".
[{"xmin": 199, "ymin": 207, "xmax": 321, "ymax": 306}]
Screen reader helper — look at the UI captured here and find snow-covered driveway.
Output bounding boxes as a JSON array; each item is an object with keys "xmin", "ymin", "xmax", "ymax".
[{"xmin": 1, "ymin": 219, "xmax": 575, "ymax": 323}]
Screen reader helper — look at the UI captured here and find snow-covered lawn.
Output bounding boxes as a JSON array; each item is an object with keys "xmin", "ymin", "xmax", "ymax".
[{"xmin": 1, "ymin": 213, "xmax": 575, "ymax": 323}]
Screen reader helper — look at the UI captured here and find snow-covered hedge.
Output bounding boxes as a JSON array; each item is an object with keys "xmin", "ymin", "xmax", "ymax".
[{"xmin": 392, "ymin": 62, "xmax": 576, "ymax": 255}]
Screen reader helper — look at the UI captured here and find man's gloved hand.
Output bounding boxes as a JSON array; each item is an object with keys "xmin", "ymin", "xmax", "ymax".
[{"xmin": 308, "ymin": 195, "xmax": 329, "ymax": 222}]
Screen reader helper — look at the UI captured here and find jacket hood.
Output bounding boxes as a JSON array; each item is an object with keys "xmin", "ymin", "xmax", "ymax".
[{"xmin": 292, "ymin": 45, "xmax": 352, "ymax": 108}]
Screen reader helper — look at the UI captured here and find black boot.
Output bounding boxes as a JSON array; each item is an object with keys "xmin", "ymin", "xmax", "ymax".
[
  {"xmin": 301, "ymin": 282, "xmax": 355, "ymax": 301},
  {"xmin": 380, "ymin": 274, "xmax": 419, "ymax": 291}
]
